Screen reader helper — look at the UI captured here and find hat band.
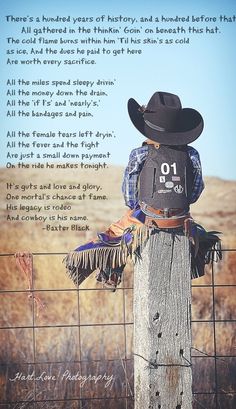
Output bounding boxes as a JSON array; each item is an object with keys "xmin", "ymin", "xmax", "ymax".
[{"xmin": 144, "ymin": 119, "xmax": 166, "ymax": 132}]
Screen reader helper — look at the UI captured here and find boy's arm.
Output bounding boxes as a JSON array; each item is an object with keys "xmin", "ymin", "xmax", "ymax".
[
  {"xmin": 187, "ymin": 146, "xmax": 205, "ymax": 203},
  {"xmin": 122, "ymin": 146, "xmax": 148, "ymax": 209}
]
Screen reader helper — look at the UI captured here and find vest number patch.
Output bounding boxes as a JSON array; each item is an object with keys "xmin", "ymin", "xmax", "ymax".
[{"xmin": 160, "ymin": 162, "xmax": 177, "ymax": 175}]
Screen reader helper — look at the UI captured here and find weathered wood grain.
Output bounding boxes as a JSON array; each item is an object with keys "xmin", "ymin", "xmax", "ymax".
[{"xmin": 133, "ymin": 229, "xmax": 192, "ymax": 409}]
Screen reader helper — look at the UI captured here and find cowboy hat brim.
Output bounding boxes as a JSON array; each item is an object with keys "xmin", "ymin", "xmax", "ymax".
[{"xmin": 128, "ymin": 98, "xmax": 204, "ymax": 145}]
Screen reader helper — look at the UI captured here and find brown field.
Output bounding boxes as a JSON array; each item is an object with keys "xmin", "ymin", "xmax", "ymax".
[{"xmin": 0, "ymin": 166, "xmax": 236, "ymax": 408}]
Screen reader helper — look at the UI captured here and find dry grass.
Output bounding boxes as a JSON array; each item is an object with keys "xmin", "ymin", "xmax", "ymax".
[{"xmin": 0, "ymin": 166, "xmax": 236, "ymax": 407}]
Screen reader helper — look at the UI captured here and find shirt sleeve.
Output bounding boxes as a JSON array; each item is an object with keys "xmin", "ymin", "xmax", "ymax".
[
  {"xmin": 122, "ymin": 146, "xmax": 148, "ymax": 209},
  {"xmin": 187, "ymin": 146, "xmax": 205, "ymax": 203}
]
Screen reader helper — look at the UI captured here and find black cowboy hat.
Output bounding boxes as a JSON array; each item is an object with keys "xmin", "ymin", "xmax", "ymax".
[{"xmin": 128, "ymin": 91, "xmax": 204, "ymax": 145}]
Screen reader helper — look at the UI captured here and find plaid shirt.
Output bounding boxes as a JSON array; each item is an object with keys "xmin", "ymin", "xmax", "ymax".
[{"xmin": 122, "ymin": 144, "xmax": 204, "ymax": 209}]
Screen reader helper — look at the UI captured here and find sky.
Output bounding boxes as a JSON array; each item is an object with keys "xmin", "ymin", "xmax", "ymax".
[{"xmin": 0, "ymin": 0, "xmax": 236, "ymax": 179}]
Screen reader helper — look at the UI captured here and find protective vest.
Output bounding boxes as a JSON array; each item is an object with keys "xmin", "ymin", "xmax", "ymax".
[{"xmin": 138, "ymin": 144, "xmax": 194, "ymax": 209}]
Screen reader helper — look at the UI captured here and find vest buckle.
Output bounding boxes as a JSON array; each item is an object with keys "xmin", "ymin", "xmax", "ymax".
[{"xmin": 164, "ymin": 208, "xmax": 169, "ymax": 217}]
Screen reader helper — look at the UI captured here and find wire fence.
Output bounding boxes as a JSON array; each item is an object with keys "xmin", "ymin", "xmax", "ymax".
[{"xmin": 0, "ymin": 249, "xmax": 235, "ymax": 409}]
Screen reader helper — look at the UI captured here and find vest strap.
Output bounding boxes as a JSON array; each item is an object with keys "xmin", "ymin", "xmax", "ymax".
[{"xmin": 141, "ymin": 204, "xmax": 186, "ymax": 217}]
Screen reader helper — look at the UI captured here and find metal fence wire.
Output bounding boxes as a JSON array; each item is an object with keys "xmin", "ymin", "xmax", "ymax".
[{"xmin": 0, "ymin": 249, "xmax": 235, "ymax": 409}]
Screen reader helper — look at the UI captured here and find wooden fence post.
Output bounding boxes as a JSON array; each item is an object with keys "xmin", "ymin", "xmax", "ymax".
[{"xmin": 133, "ymin": 229, "xmax": 192, "ymax": 409}]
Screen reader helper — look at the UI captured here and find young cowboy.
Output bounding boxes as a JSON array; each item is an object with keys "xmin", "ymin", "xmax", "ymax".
[
  {"xmin": 122, "ymin": 91, "xmax": 204, "ymax": 228},
  {"xmin": 64, "ymin": 92, "xmax": 221, "ymax": 290}
]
